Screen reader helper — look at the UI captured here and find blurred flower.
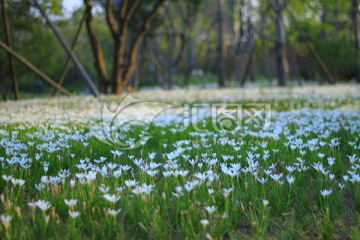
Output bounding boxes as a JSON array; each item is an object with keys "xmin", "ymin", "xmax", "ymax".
[
  {"xmin": 107, "ymin": 209, "xmax": 121, "ymax": 216},
  {"xmin": 205, "ymin": 206, "xmax": 217, "ymax": 213},
  {"xmin": 36, "ymin": 200, "xmax": 51, "ymax": 211},
  {"xmin": 103, "ymin": 194, "xmax": 120, "ymax": 203},
  {"xmin": 65, "ymin": 199, "xmax": 77, "ymax": 207},
  {"xmin": 0, "ymin": 215, "xmax": 12, "ymax": 229},
  {"xmin": 200, "ymin": 219, "xmax": 209, "ymax": 227},
  {"xmin": 69, "ymin": 211, "xmax": 80, "ymax": 219},
  {"xmin": 320, "ymin": 189, "xmax": 333, "ymax": 197}
]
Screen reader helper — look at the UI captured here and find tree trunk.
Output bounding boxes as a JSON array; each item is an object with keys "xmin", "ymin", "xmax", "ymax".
[
  {"xmin": 274, "ymin": 0, "xmax": 289, "ymax": 87},
  {"xmin": 320, "ymin": 3, "xmax": 328, "ymax": 41},
  {"xmin": 1, "ymin": 0, "xmax": 19, "ymax": 100},
  {"xmin": 105, "ymin": 0, "xmax": 165, "ymax": 95},
  {"xmin": 0, "ymin": 67, "xmax": 7, "ymax": 100},
  {"xmin": 184, "ymin": 42, "xmax": 196, "ymax": 87},
  {"xmin": 352, "ymin": 0, "xmax": 360, "ymax": 83},
  {"xmin": 216, "ymin": 0, "xmax": 226, "ymax": 88},
  {"xmin": 84, "ymin": 0, "xmax": 110, "ymax": 93}
]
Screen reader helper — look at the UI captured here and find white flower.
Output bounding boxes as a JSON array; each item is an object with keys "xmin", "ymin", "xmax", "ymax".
[
  {"xmin": 70, "ymin": 179, "xmax": 76, "ymax": 187},
  {"xmin": 111, "ymin": 150, "xmax": 123, "ymax": 156},
  {"xmin": 200, "ymin": 219, "xmax": 209, "ymax": 227},
  {"xmin": 65, "ymin": 199, "xmax": 77, "ymax": 207},
  {"xmin": 270, "ymin": 173, "xmax": 283, "ymax": 182},
  {"xmin": 28, "ymin": 201, "xmax": 37, "ymax": 208},
  {"xmin": 146, "ymin": 170, "xmax": 159, "ymax": 176},
  {"xmin": 0, "ymin": 215, "xmax": 12, "ymax": 228},
  {"xmin": 286, "ymin": 175, "xmax": 295, "ymax": 184},
  {"xmin": 113, "ymin": 169, "xmax": 122, "ymax": 178},
  {"xmin": 175, "ymin": 186, "xmax": 182, "ymax": 193},
  {"xmin": 103, "ymin": 194, "xmax": 120, "ymax": 203},
  {"xmin": 286, "ymin": 165, "xmax": 296, "ymax": 172},
  {"xmin": 11, "ymin": 178, "xmax": 25, "ymax": 186},
  {"xmin": 69, "ymin": 211, "xmax": 80, "ymax": 218},
  {"xmin": 2, "ymin": 175, "xmax": 12, "ymax": 181},
  {"xmin": 327, "ymin": 157, "xmax": 336, "ymax": 166},
  {"xmin": 320, "ymin": 189, "xmax": 333, "ymax": 197},
  {"xmin": 222, "ymin": 187, "xmax": 234, "ymax": 198},
  {"xmin": 148, "ymin": 152, "xmax": 156, "ymax": 160},
  {"xmin": 204, "ymin": 205, "xmax": 217, "ymax": 213},
  {"xmin": 36, "ymin": 200, "xmax": 51, "ymax": 211},
  {"xmin": 99, "ymin": 185, "xmax": 110, "ymax": 193},
  {"xmin": 85, "ymin": 171, "xmax": 97, "ymax": 181},
  {"xmin": 124, "ymin": 180, "xmax": 139, "ymax": 187},
  {"xmin": 262, "ymin": 199, "xmax": 269, "ymax": 206},
  {"xmin": 107, "ymin": 208, "xmax": 121, "ymax": 216}
]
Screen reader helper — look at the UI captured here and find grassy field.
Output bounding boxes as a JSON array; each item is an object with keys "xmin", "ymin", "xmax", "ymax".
[{"xmin": 0, "ymin": 85, "xmax": 360, "ymax": 239}]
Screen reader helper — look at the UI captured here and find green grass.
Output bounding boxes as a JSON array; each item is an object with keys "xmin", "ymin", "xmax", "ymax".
[{"xmin": 0, "ymin": 92, "xmax": 360, "ymax": 239}]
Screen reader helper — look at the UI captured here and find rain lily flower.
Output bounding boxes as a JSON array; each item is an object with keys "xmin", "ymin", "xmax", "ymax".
[
  {"xmin": 69, "ymin": 211, "xmax": 80, "ymax": 219},
  {"xmin": 200, "ymin": 219, "xmax": 209, "ymax": 227},
  {"xmin": 36, "ymin": 200, "xmax": 51, "ymax": 211},
  {"xmin": 0, "ymin": 215, "xmax": 12, "ymax": 229},
  {"xmin": 103, "ymin": 194, "xmax": 120, "ymax": 203},
  {"xmin": 65, "ymin": 199, "xmax": 77, "ymax": 207},
  {"xmin": 205, "ymin": 206, "xmax": 217, "ymax": 213},
  {"xmin": 107, "ymin": 209, "xmax": 121, "ymax": 216},
  {"xmin": 320, "ymin": 189, "xmax": 333, "ymax": 197}
]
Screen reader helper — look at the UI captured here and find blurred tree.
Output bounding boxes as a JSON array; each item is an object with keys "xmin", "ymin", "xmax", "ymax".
[
  {"xmin": 216, "ymin": 0, "xmax": 226, "ymax": 87},
  {"xmin": 1, "ymin": 0, "xmax": 19, "ymax": 100},
  {"xmin": 146, "ymin": 0, "xmax": 203, "ymax": 89},
  {"xmin": 270, "ymin": 0, "xmax": 289, "ymax": 86},
  {"xmin": 84, "ymin": 0, "xmax": 166, "ymax": 94},
  {"xmin": 352, "ymin": 0, "xmax": 360, "ymax": 83},
  {"xmin": 0, "ymin": 0, "xmax": 67, "ymax": 97},
  {"xmin": 84, "ymin": 0, "xmax": 110, "ymax": 93}
]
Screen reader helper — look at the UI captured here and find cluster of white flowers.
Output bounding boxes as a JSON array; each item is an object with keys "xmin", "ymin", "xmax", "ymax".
[{"xmin": 0, "ymin": 89, "xmax": 359, "ymax": 229}]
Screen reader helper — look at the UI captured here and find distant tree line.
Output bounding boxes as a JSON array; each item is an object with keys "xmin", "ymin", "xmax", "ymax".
[{"xmin": 0, "ymin": 0, "xmax": 359, "ymax": 99}]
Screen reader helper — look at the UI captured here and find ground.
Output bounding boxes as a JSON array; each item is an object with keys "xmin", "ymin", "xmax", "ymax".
[{"xmin": 0, "ymin": 85, "xmax": 360, "ymax": 239}]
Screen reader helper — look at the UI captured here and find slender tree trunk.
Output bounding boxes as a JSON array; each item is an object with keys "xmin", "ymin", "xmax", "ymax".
[
  {"xmin": 320, "ymin": 3, "xmax": 328, "ymax": 41},
  {"xmin": 53, "ymin": 10, "xmax": 87, "ymax": 96},
  {"xmin": 84, "ymin": 0, "xmax": 109, "ymax": 93},
  {"xmin": 34, "ymin": 0, "xmax": 99, "ymax": 97},
  {"xmin": 184, "ymin": 42, "xmax": 196, "ymax": 87},
  {"xmin": 112, "ymin": 35, "xmax": 127, "ymax": 94},
  {"xmin": 0, "ymin": 41, "xmax": 72, "ymax": 96},
  {"xmin": 216, "ymin": 0, "xmax": 226, "ymax": 88},
  {"xmin": 105, "ymin": 0, "xmax": 165, "ymax": 94},
  {"xmin": 352, "ymin": 0, "xmax": 360, "ymax": 83},
  {"xmin": 0, "ymin": 67, "xmax": 7, "ymax": 100},
  {"xmin": 274, "ymin": 0, "xmax": 289, "ymax": 87},
  {"xmin": 1, "ymin": 0, "xmax": 19, "ymax": 100}
]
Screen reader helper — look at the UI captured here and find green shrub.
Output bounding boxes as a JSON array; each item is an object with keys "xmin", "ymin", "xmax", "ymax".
[{"xmin": 307, "ymin": 40, "xmax": 358, "ymax": 81}]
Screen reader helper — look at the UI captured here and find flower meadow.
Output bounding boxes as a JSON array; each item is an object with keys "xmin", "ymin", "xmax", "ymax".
[{"xmin": 0, "ymin": 86, "xmax": 360, "ymax": 239}]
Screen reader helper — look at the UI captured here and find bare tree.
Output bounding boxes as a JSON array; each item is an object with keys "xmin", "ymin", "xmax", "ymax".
[
  {"xmin": 270, "ymin": 0, "xmax": 289, "ymax": 87},
  {"xmin": 1, "ymin": 0, "xmax": 19, "ymax": 99},
  {"xmin": 84, "ymin": 0, "xmax": 110, "ymax": 93},
  {"xmin": 352, "ymin": 0, "xmax": 360, "ymax": 83},
  {"xmin": 216, "ymin": 0, "xmax": 226, "ymax": 87},
  {"xmin": 105, "ymin": 0, "xmax": 166, "ymax": 94}
]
